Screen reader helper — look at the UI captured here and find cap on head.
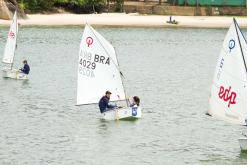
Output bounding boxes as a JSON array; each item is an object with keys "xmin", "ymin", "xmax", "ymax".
[{"xmin": 105, "ymin": 91, "xmax": 112, "ymax": 95}]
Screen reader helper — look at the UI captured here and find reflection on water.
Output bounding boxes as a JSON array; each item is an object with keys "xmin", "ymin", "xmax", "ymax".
[{"xmin": 0, "ymin": 26, "xmax": 247, "ymax": 164}]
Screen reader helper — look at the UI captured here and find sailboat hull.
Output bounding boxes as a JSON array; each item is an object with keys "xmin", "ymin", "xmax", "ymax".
[
  {"xmin": 239, "ymin": 137, "xmax": 247, "ymax": 151},
  {"xmin": 2, "ymin": 69, "xmax": 28, "ymax": 80},
  {"xmin": 101, "ymin": 106, "xmax": 142, "ymax": 121}
]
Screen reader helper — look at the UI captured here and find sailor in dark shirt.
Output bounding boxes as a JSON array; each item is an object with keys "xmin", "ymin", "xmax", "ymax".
[
  {"xmin": 20, "ymin": 60, "xmax": 30, "ymax": 75},
  {"xmin": 98, "ymin": 91, "xmax": 117, "ymax": 113}
]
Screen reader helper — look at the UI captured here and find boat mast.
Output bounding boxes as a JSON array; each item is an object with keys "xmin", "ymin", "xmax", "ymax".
[
  {"xmin": 11, "ymin": 11, "xmax": 18, "ymax": 70},
  {"xmin": 234, "ymin": 18, "xmax": 247, "ymax": 75},
  {"xmin": 88, "ymin": 25, "xmax": 129, "ymax": 106}
]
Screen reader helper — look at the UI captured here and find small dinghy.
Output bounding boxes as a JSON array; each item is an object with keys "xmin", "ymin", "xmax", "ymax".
[
  {"xmin": 76, "ymin": 24, "xmax": 142, "ymax": 121},
  {"xmin": 207, "ymin": 18, "xmax": 247, "ymax": 150},
  {"xmin": 2, "ymin": 11, "xmax": 28, "ymax": 80}
]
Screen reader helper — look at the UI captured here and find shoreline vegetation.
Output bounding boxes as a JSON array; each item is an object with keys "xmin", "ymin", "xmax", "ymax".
[
  {"xmin": 1, "ymin": 0, "xmax": 119, "ymax": 18},
  {"xmin": 1, "ymin": 13, "xmax": 247, "ymax": 28},
  {"xmin": 1, "ymin": 1, "xmax": 247, "ymax": 28}
]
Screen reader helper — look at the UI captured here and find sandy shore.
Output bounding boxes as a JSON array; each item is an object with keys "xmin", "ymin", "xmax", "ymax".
[{"xmin": 1, "ymin": 13, "xmax": 247, "ymax": 28}]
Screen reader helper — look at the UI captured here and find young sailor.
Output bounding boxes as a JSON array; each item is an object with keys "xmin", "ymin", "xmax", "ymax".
[
  {"xmin": 130, "ymin": 96, "xmax": 140, "ymax": 107},
  {"xmin": 99, "ymin": 91, "xmax": 117, "ymax": 113},
  {"xmin": 20, "ymin": 60, "xmax": 30, "ymax": 75}
]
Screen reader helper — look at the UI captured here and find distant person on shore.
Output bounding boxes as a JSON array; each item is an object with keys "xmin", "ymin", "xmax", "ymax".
[
  {"xmin": 99, "ymin": 91, "xmax": 118, "ymax": 113},
  {"xmin": 169, "ymin": 16, "xmax": 172, "ymax": 22},
  {"xmin": 130, "ymin": 96, "xmax": 140, "ymax": 107},
  {"xmin": 19, "ymin": 60, "xmax": 30, "ymax": 75}
]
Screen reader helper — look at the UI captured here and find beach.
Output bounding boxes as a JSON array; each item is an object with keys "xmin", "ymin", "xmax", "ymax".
[{"xmin": 1, "ymin": 13, "xmax": 247, "ymax": 28}]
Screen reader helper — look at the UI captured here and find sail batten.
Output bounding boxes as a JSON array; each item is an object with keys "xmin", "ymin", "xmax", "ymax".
[
  {"xmin": 76, "ymin": 24, "xmax": 126, "ymax": 105},
  {"xmin": 209, "ymin": 19, "xmax": 247, "ymax": 125},
  {"xmin": 2, "ymin": 11, "xmax": 18, "ymax": 66}
]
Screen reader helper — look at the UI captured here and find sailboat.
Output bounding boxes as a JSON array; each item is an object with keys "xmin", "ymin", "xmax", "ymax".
[
  {"xmin": 208, "ymin": 18, "xmax": 247, "ymax": 150},
  {"xmin": 76, "ymin": 24, "xmax": 142, "ymax": 120},
  {"xmin": 2, "ymin": 11, "xmax": 27, "ymax": 80}
]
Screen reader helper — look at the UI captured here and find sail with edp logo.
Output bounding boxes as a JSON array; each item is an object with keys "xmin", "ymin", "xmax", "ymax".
[
  {"xmin": 208, "ymin": 18, "xmax": 247, "ymax": 125},
  {"xmin": 207, "ymin": 18, "xmax": 247, "ymax": 150}
]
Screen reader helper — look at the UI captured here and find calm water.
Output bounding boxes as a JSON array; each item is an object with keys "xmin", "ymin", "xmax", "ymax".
[{"xmin": 0, "ymin": 26, "xmax": 247, "ymax": 165}]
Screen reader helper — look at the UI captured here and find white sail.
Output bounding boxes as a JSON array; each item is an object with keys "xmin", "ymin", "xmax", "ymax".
[
  {"xmin": 77, "ymin": 24, "xmax": 126, "ymax": 105},
  {"xmin": 208, "ymin": 19, "xmax": 247, "ymax": 125},
  {"xmin": 2, "ymin": 11, "xmax": 18, "ymax": 65}
]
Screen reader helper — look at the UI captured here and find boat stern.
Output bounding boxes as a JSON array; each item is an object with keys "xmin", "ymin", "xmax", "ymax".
[{"xmin": 2, "ymin": 69, "xmax": 28, "ymax": 80}]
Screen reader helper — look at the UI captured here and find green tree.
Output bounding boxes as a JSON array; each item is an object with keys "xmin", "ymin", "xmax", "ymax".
[
  {"xmin": 55, "ymin": 0, "xmax": 106, "ymax": 13},
  {"xmin": 16, "ymin": 0, "xmax": 107, "ymax": 13},
  {"xmin": 18, "ymin": 0, "xmax": 56, "ymax": 11},
  {"xmin": 115, "ymin": 0, "xmax": 123, "ymax": 12}
]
